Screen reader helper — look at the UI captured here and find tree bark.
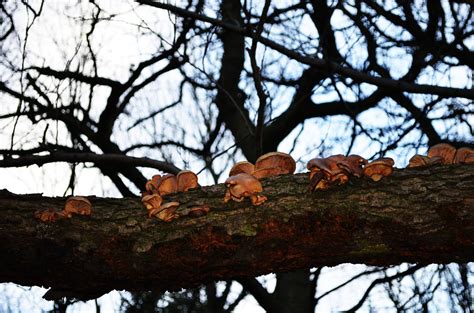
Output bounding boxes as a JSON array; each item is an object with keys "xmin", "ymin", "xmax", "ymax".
[{"xmin": 0, "ymin": 165, "xmax": 473, "ymax": 299}]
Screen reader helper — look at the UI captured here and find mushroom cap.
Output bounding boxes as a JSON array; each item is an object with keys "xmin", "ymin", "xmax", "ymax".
[
  {"xmin": 407, "ymin": 154, "xmax": 431, "ymax": 168},
  {"xmin": 64, "ymin": 196, "xmax": 92, "ymax": 215},
  {"xmin": 145, "ymin": 174, "xmax": 161, "ymax": 193},
  {"xmin": 156, "ymin": 201, "xmax": 180, "ymax": 222},
  {"xmin": 363, "ymin": 158, "xmax": 394, "ymax": 181},
  {"xmin": 141, "ymin": 194, "xmax": 163, "ymax": 211},
  {"xmin": 157, "ymin": 174, "xmax": 178, "ymax": 195},
  {"xmin": 453, "ymin": 147, "xmax": 474, "ymax": 164},
  {"xmin": 160, "ymin": 201, "xmax": 180, "ymax": 210},
  {"xmin": 427, "ymin": 143, "xmax": 456, "ymax": 164},
  {"xmin": 187, "ymin": 206, "xmax": 210, "ymax": 217},
  {"xmin": 229, "ymin": 161, "xmax": 255, "ymax": 177},
  {"xmin": 338, "ymin": 154, "xmax": 367, "ymax": 177},
  {"xmin": 464, "ymin": 153, "xmax": 474, "ymax": 164},
  {"xmin": 225, "ymin": 173, "xmax": 263, "ymax": 199},
  {"xmin": 255, "ymin": 152, "xmax": 296, "ymax": 176},
  {"xmin": 308, "ymin": 155, "xmax": 347, "ymax": 176},
  {"xmin": 35, "ymin": 208, "xmax": 63, "ymax": 222},
  {"xmin": 307, "ymin": 157, "xmax": 327, "ymax": 171},
  {"xmin": 252, "ymin": 167, "xmax": 286, "ymax": 179},
  {"xmin": 177, "ymin": 170, "xmax": 199, "ymax": 192}
]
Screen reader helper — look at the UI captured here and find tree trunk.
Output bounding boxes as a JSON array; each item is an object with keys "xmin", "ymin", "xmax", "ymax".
[{"xmin": 0, "ymin": 165, "xmax": 473, "ymax": 299}]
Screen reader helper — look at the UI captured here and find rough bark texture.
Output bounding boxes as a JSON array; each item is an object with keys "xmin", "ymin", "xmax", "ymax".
[{"xmin": 0, "ymin": 165, "xmax": 473, "ymax": 298}]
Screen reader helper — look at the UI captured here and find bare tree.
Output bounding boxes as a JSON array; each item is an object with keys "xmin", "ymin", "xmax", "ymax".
[{"xmin": 0, "ymin": 0, "xmax": 472, "ymax": 311}]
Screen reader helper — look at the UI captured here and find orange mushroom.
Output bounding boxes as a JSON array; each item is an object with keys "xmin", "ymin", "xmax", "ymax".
[
  {"xmin": 187, "ymin": 206, "xmax": 210, "ymax": 217},
  {"xmin": 142, "ymin": 194, "xmax": 163, "ymax": 217},
  {"xmin": 427, "ymin": 143, "xmax": 456, "ymax": 164},
  {"xmin": 224, "ymin": 173, "xmax": 267, "ymax": 206},
  {"xmin": 156, "ymin": 174, "xmax": 178, "ymax": 196},
  {"xmin": 63, "ymin": 196, "xmax": 92, "ymax": 217},
  {"xmin": 155, "ymin": 202, "xmax": 180, "ymax": 222},
  {"xmin": 253, "ymin": 152, "xmax": 296, "ymax": 179},
  {"xmin": 338, "ymin": 154, "xmax": 367, "ymax": 178},
  {"xmin": 229, "ymin": 161, "xmax": 255, "ymax": 176},
  {"xmin": 35, "ymin": 208, "xmax": 66, "ymax": 222},
  {"xmin": 407, "ymin": 154, "xmax": 431, "ymax": 168},
  {"xmin": 453, "ymin": 147, "xmax": 474, "ymax": 164},
  {"xmin": 177, "ymin": 170, "xmax": 199, "ymax": 192},
  {"xmin": 363, "ymin": 157, "xmax": 395, "ymax": 181},
  {"xmin": 145, "ymin": 174, "xmax": 161, "ymax": 194},
  {"xmin": 307, "ymin": 155, "xmax": 350, "ymax": 190}
]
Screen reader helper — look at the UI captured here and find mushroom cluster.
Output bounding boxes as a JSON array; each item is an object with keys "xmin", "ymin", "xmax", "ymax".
[
  {"xmin": 143, "ymin": 170, "xmax": 199, "ymax": 197},
  {"xmin": 35, "ymin": 196, "xmax": 92, "ymax": 222},
  {"xmin": 224, "ymin": 152, "xmax": 296, "ymax": 205},
  {"xmin": 141, "ymin": 170, "xmax": 204, "ymax": 222},
  {"xmin": 408, "ymin": 143, "xmax": 474, "ymax": 168},
  {"xmin": 307, "ymin": 154, "xmax": 395, "ymax": 191}
]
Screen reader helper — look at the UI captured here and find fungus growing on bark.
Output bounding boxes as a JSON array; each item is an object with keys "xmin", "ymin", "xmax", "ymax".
[
  {"xmin": 338, "ymin": 154, "xmax": 367, "ymax": 178},
  {"xmin": 427, "ymin": 143, "xmax": 456, "ymax": 164},
  {"xmin": 34, "ymin": 208, "xmax": 65, "ymax": 222},
  {"xmin": 63, "ymin": 196, "xmax": 92, "ymax": 217},
  {"xmin": 155, "ymin": 202, "xmax": 180, "ymax": 222},
  {"xmin": 187, "ymin": 206, "xmax": 210, "ymax": 217},
  {"xmin": 224, "ymin": 173, "xmax": 267, "ymax": 206},
  {"xmin": 408, "ymin": 154, "xmax": 432, "ymax": 168},
  {"xmin": 142, "ymin": 194, "xmax": 163, "ymax": 217},
  {"xmin": 453, "ymin": 147, "xmax": 474, "ymax": 164},
  {"xmin": 156, "ymin": 174, "xmax": 178, "ymax": 196},
  {"xmin": 307, "ymin": 155, "xmax": 350, "ymax": 190},
  {"xmin": 35, "ymin": 196, "xmax": 92, "ymax": 222},
  {"xmin": 229, "ymin": 161, "xmax": 255, "ymax": 176},
  {"xmin": 145, "ymin": 174, "xmax": 161, "ymax": 194},
  {"xmin": 253, "ymin": 152, "xmax": 296, "ymax": 179},
  {"xmin": 177, "ymin": 170, "xmax": 199, "ymax": 192},
  {"xmin": 363, "ymin": 158, "xmax": 395, "ymax": 181}
]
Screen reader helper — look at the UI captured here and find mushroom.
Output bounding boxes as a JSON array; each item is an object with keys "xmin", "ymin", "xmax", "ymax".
[
  {"xmin": 145, "ymin": 174, "xmax": 161, "ymax": 194},
  {"xmin": 177, "ymin": 170, "xmax": 199, "ymax": 192},
  {"xmin": 187, "ymin": 206, "xmax": 210, "ymax": 217},
  {"xmin": 35, "ymin": 208, "xmax": 66, "ymax": 222},
  {"xmin": 427, "ymin": 143, "xmax": 456, "ymax": 164},
  {"xmin": 141, "ymin": 194, "xmax": 163, "ymax": 217},
  {"xmin": 224, "ymin": 173, "xmax": 267, "ymax": 206},
  {"xmin": 229, "ymin": 161, "xmax": 255, "ymax": 176},
  {"xmin": 253, "ymin": 152, "xmax": 296, "ymax": 179},
  {"xmin": 63, "ymin": 196, "xmax": 92, "ymax": 217},
  {"xmin": 156, "ymin": 174, "xmax": 178, "ymax": 196},
  {"xmin": 307, "ymin": 155, "xmax": 350, "ymax": 190},
  {"xmin": 453, "ymin": 147, "xmax": 474, "ymax": 164},
  {"xmin": 363, "ymin": 157, "xmax": 395, "ymax": 181},
  {"xmin": 465, "ymin": 154, "xmax": 474, "ymax": 164},
  {"xmin": 338, "ymin": 154, "xmax": 367, "ymax": 178},
  {"xmin": 155, "ymin": 202, "xmax": 180, "ymax": 222},
  {"xmin": 407, "ymin": 154, "xmax": 431, "ymax": 168}
]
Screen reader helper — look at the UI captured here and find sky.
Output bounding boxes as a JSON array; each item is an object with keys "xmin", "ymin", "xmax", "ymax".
[{"xmin": 0, "ymin": 0, "xmax": 472, "ymax": 312}]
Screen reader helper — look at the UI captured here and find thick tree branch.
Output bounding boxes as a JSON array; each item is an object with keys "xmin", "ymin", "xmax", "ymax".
[
  {"xmin": 214, "ymin": 0, "xmax": 256, "ymax": 162},
  {"xmin": 238, "ymin": 277, "xmax": 280, "ymax": 313},
  {"xmin": 0, "ymin": 165, "xmax": 472, "ymax": 299},
  {"xmin": 0, "ymin": 152, "xmax": 180, "ymax": 174}
]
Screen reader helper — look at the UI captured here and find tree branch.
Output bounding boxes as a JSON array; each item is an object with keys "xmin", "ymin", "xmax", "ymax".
[
  {"xmin": 29, "ymin": 66, "xmax": 122, "ymax": 88},
  {"xmin": 0, "ymin": 151, "xmax": 180, "ymax": 174},
  {"xmin": 0, "ymin": 165, "xmax": 472, "ymax": 299},
  {"xmin": 136, "ymin": 0, "xmax": 474, "ymax": 100}
]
